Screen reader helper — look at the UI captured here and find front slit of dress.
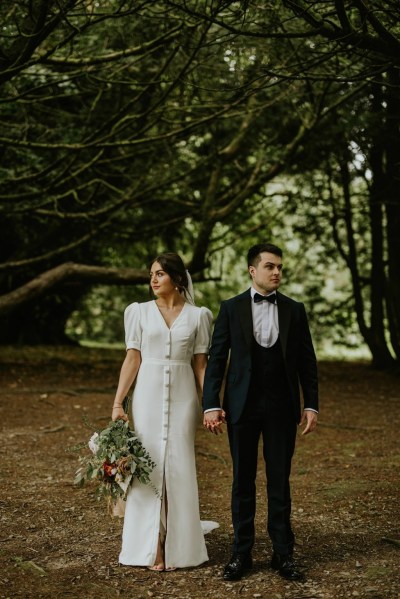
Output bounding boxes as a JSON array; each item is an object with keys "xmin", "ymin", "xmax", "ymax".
[
  {"xmin": 160, "ymin": 478, "xmax": 167, "ymax": 541},
  {"xmin": 153, "ymin": 348, "xmax": 171, "ymax": 564}
]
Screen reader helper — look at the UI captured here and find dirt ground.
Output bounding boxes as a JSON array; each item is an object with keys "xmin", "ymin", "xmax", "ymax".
[{"xmin": 0, "ymin": 346, "xmax": 399, "ymax": 599}]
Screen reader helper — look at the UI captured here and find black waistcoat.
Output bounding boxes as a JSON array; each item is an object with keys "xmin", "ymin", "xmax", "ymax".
[{"xmin": 246, "ymin": 336, "xmax": 290, "ymax": 406}]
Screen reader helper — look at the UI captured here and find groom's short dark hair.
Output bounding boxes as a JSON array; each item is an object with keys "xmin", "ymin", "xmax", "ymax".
[{"xmin": 247, "ymin": 243, "xmax": 283, "ymax": 267}]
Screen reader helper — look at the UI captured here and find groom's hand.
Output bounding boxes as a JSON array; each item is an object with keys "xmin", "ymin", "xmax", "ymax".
[
  {"xmin": 300, "ymin": 409, "xmax": 318, "ymax": 435},
  {"xmin": 203, "ymin": 409, "xmax": 226, "ymax": 435}
]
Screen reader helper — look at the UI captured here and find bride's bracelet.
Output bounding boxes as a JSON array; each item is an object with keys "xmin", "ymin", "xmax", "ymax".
[{"xmin": 112, "ymin": 405, "xmax": 122, "ymax": 410}]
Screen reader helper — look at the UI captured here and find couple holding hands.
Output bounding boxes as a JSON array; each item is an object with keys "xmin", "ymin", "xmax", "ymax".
[{"xmin": 111, "ymin": 242, "xmax": 318, "ymax": 582}]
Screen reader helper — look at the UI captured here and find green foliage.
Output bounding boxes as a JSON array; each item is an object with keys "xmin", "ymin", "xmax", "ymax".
[
  {"xmin": 74, "ymin": 419, "xmax": 158, "ymax": 502},
  {"xmin": 0, "ymin": 1, "xmax": 399, "ymax": 364}
]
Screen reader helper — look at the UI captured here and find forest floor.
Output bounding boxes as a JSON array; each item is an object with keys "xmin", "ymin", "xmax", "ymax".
[{"xmin": 0, "ymin": 346, "xmax": 399, "ymax": 599}]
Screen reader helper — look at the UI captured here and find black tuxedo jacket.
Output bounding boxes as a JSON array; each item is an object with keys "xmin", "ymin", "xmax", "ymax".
[{"xmin": 203, "ymin": 289, "xmax": 319, "ymax": 424}]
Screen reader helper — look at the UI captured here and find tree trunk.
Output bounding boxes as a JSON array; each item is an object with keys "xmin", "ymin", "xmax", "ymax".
[
  {"xmin": 384, "ymin": 68, "xmax": 400, "ymax": 361},
  {"xmin": 367, "ymin": 81, "xmax": 396, "ymax": 368}
]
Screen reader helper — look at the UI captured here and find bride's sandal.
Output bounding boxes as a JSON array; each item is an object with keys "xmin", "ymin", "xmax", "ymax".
[
  {"xmin": 165, "ymin": 566, "xmax": 176, "ymax": 571},
  {"xmin": 148, "ymin": 564, "xmax": 164, "ymax": 572}
]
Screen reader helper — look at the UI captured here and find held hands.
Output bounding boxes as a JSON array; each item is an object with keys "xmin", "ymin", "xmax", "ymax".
[
  {"xmin": 203, "ymin": 409, "xmax": 226, "ymax": 435},
  {"xmin": 300, "ymin": 409, "xmax": 318, "ymax": 435}
]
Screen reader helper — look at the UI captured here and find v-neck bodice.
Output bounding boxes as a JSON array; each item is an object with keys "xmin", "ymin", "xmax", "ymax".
[
  {"xmin": 124, "ymin": 300, "xmax": 212, "ymax": 363},
  {"xmin": 153, "ymin": 300, "xmax": 187, "ymax": 330}
]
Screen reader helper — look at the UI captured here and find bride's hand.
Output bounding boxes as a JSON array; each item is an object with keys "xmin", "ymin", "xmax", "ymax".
[{"xmin": 111, "ymin": 406, "xmax": 128, "ymax": 422}]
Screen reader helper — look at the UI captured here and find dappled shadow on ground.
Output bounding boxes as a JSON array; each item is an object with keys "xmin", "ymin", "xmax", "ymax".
[{"xmin": 0, "ymin": 348, "xmax": 399, "ymax": 598}]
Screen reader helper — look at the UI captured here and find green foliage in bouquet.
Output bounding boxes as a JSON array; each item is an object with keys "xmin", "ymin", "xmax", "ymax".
[{"xmin": 74, "ymin": 419, "xmax": 158, "ymax": 502}]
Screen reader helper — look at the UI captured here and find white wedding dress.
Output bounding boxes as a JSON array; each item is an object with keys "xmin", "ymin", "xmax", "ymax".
[{"xmin": 119, "ymin": 300, "xmax": 218, "ymax": 569}]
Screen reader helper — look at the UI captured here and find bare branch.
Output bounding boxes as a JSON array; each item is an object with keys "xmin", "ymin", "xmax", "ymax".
[
  {"xmin": 0, "ymin": 220, "xmax": 112, "ymax": 272},
  {"xmin": 41, "ymin": 24, "xmax": 184, "ymax": 67},
  {"xmin": 0, "ymin": 263, "xmax": 149, "ymax": 317}
]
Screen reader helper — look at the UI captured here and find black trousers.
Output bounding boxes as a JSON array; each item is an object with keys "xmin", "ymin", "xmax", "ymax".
[{"xmin": 227, "ymin": 398, "xmax": 297, "ymax": 556}]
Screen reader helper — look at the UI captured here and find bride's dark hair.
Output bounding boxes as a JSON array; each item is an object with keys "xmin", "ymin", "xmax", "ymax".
[{"xmin": 149, "ymin": 252, "xmax": 191, "ymax": 300}]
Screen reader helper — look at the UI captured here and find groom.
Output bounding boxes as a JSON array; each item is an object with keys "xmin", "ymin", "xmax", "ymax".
[{"xmin": 203, "ymin": 242, "xmax": 318, "ymax": 582}]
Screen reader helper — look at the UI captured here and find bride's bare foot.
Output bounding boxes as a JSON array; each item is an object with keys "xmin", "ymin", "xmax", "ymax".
[{"xmin": 148, "ymin": 536, "xmax": 165, "ymax": 572}]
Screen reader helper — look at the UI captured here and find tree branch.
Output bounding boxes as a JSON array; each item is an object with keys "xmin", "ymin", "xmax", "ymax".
[
  {"xmin": 0, "ymin": 263, "xmax": 149, "ymax": 317},
  {"xmin": 41, "ymin": 24, "xmax": 183, "ymax": 67}
]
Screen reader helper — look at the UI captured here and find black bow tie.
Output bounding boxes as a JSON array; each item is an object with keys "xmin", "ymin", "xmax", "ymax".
[{"xmin": 253, "ymin": 292, "xmax": 277, "ymax": 304}]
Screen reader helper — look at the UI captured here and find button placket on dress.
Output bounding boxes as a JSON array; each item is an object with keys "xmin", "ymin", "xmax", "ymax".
[{"xmin": 162, "ymin": 332, "xmax": 171, "ymax": 443}]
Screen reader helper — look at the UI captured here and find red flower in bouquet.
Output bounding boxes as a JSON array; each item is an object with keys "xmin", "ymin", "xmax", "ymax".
[{"xmin": 102, "ymin": 461, "xmax": 117, "ymax": 480}]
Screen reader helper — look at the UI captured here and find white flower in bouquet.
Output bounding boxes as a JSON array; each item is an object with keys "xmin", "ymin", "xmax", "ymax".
[{"xmin": 88, "ymin": 432, "xmax": 99, "ymax": 454}]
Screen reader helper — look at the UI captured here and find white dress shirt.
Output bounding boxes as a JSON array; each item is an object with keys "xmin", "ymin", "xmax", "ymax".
[{"xmin": 250, "ymin": 287, "xmax": 279, "ymax": 347}]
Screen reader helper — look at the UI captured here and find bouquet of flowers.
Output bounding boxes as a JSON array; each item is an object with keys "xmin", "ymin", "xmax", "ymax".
[{"xmin": 74, "ymin": 418, "xmax": 158, "ymax": 505}]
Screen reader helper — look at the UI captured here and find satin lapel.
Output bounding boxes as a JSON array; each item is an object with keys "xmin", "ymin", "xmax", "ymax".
[
  {"xmin": 277, "ymin": 293, "xmax": 291, "ymax": 357},
  {"xmin": 238, "ymin": 290, "xmax": 253, "ymax": 351}
]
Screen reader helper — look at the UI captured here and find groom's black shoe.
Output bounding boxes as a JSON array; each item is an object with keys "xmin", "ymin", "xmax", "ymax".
[
  {"xmin": 223, "ymin": 554, "xmax": 253, "ymax": 581},
  {"xmin": 271, "ymin": 552, "xmax": 305, "ymax": 582}
]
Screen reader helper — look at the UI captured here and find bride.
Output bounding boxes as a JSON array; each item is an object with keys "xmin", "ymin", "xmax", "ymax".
[{"xmin": 111, "ymin": 252, "xmax": 218, "ymax": 571}]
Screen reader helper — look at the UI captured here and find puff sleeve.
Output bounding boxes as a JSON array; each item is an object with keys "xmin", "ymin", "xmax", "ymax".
[
  {"xmin": 124, "ymin": 302, "xmax": 142, "ymax": 351},
  {"xmin": 193, "ymin": 306, "xmax": 213, "ymax": 355}
]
